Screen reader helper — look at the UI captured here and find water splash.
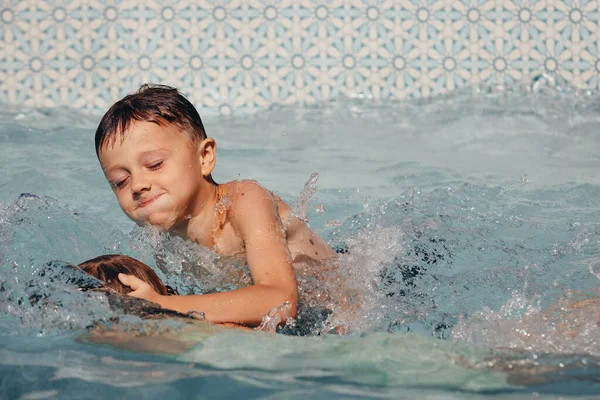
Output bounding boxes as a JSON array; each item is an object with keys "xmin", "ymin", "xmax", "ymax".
[
  {"xmin": 256, "ymin": 301, "xmax": 294, "ymax": 333},
  {"xmin": 0, "ymin": 260, "xmax": 116, "ymax": 335},
  {"xmin": 451, "ymin": 287, "xmax": 600, "ymax": 357},
  {"xmin": 0, "ymin": 195, "xmax": 131, "ymax": 335},
  {"xmin": 326, "ymin": 225, "xmax": 406, "ymax": 332},
  {"xmin": 287, "ymin": 172, "xmax": 319, "ymax": 226},
  {"xmin": 127, "ymin": 226, "xmax": 251, "ymax": 295}
]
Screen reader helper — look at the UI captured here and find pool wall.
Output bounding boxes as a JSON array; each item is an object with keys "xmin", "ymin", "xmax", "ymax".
[{"xmin": 1, "ymin": 1, "xmax": 598, "ymax": 115}]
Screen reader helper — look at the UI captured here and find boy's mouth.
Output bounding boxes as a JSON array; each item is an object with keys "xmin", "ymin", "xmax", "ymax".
[{"xmin": 137, "ymin": 193, "xmax": 163, "ymax": 209}]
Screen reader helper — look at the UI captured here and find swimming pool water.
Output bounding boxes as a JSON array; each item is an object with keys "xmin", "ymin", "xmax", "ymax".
[{"xmin": 1, "ymin": 81, "xmax": 600, "ymax": 398}]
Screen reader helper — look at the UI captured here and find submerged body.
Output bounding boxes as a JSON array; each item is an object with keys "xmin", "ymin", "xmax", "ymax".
[{"xmin": 81, "ymin": 293, "xmax": 241, "ymax": 355}]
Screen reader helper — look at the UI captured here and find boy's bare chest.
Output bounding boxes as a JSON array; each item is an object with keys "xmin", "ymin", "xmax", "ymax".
[{"xmin": 212, "ymin": 221, "xmax": 246, "ymax": 258}]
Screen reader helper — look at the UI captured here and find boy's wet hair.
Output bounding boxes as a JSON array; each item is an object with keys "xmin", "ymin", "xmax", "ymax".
[
  {"xmin": 78, "ymin": 254, "xmax": 173, "ymax": 296},
  {"xmin": 95, "ymin": 84, "xmax": 207, "ymax": 156}
]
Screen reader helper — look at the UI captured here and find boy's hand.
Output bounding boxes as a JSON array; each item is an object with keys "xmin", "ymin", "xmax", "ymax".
[{"xmin": 118, "ymin": 273, "xmax": 161, "ymax": 304}]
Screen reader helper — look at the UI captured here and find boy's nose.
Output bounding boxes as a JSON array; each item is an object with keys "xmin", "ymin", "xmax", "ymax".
[{"xmin": 130, "ymin": 174, "xmax": 151, "ymax": 195}]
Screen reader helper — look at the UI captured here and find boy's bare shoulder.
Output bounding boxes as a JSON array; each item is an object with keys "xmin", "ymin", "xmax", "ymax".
[
  {"xmin": 223, "ymin": 179, "xmax": 266, "ymax": 193},
  {"xmin": 222, "ymin": 179, "xmax": 272, "ymax": 200},
  {"xmin": 221, "ymin": 180, "xmax": 277, "ymax": 216}
]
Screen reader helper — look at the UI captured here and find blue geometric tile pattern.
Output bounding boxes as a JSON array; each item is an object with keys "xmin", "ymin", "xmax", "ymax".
[{"xmin": 0, "ymin": 0, "xmax": 598, "ymax": 115}]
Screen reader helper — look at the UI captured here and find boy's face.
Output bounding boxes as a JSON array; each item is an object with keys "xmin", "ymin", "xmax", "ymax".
[{"xmin": 98, "ymin": 121, "xmax": 210, "ymax": 231}]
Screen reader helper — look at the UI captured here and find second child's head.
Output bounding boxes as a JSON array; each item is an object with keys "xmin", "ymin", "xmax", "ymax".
[
  {"xmin": 95, "ymin": 85, "xmax": 217, "ymax": 231},
  {"xmin": 78, "ymin": 254, "xmax": 172, "ymax": 296}
]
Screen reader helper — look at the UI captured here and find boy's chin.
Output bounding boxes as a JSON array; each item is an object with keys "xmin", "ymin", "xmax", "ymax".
[{"xmin": 133, "ymin": 215, "xmax": 177, "ymax": 232}]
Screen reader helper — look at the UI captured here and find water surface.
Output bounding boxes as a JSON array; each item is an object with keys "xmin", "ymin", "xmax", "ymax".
[{"xmin": 1, "ymin": 82, "xmax": 600, "ymax": 398}]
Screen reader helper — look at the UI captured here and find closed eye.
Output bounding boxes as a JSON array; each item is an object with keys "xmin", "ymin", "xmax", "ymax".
[
  {"xmin": 113, "ymin": 177, "xmax": 129, "ymax": 189},
  {"xmin": 147, "ymin": 161, "xmax": 164, "ymax": 171}
]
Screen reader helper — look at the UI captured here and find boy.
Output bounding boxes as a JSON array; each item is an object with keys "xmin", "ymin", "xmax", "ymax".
[{"xmin": 95, "ymin": 84, "xmax": 336, "ymax": 327}]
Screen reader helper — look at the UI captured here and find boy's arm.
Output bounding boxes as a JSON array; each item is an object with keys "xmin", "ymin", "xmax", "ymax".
[{"xmin": 120, "ymin": 183, "xmax": 298, "ymax": 326}]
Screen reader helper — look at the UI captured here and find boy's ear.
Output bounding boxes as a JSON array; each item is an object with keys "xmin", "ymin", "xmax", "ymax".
[{"xmin": 197, "ymin": 138, "xmax": 216, "ymax": 177}]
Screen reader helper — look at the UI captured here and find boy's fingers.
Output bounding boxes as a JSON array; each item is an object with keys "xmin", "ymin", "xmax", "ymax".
[
  {"xmin": 117, "ymin": 273, "xmax": 157, "ymax": 301},
  {"xmin": 118, "ymin": 273, "xmax": 144, "ymax": 291}
]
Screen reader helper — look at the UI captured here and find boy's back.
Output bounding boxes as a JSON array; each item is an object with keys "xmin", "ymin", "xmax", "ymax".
[{"xmin": 212, "ymin": 180, "xmax": 335, "ymax": 263}]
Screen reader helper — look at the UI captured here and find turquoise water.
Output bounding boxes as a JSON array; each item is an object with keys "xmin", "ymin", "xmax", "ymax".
[{"xmin": 2, "ymin": 82, "xmax": 600, "ymax": 398}]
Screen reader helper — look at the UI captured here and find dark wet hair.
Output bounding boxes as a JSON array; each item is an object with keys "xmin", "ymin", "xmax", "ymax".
[
  {"xmin": 95, "ymin": 84, "xmax": 207, "ymax": 156},
  {"xmin": 78, "ymin": 254, "xmax": 175, "ymax": 296},
  {"xmin": 29, "ymin": 260, "xmax": 185, "ymax": 321}
]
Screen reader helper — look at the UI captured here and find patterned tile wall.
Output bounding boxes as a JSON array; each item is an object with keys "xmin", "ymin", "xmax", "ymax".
[{"xmin": 1, "ymin": 0, "xmax": 599, "ymax": 115}]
